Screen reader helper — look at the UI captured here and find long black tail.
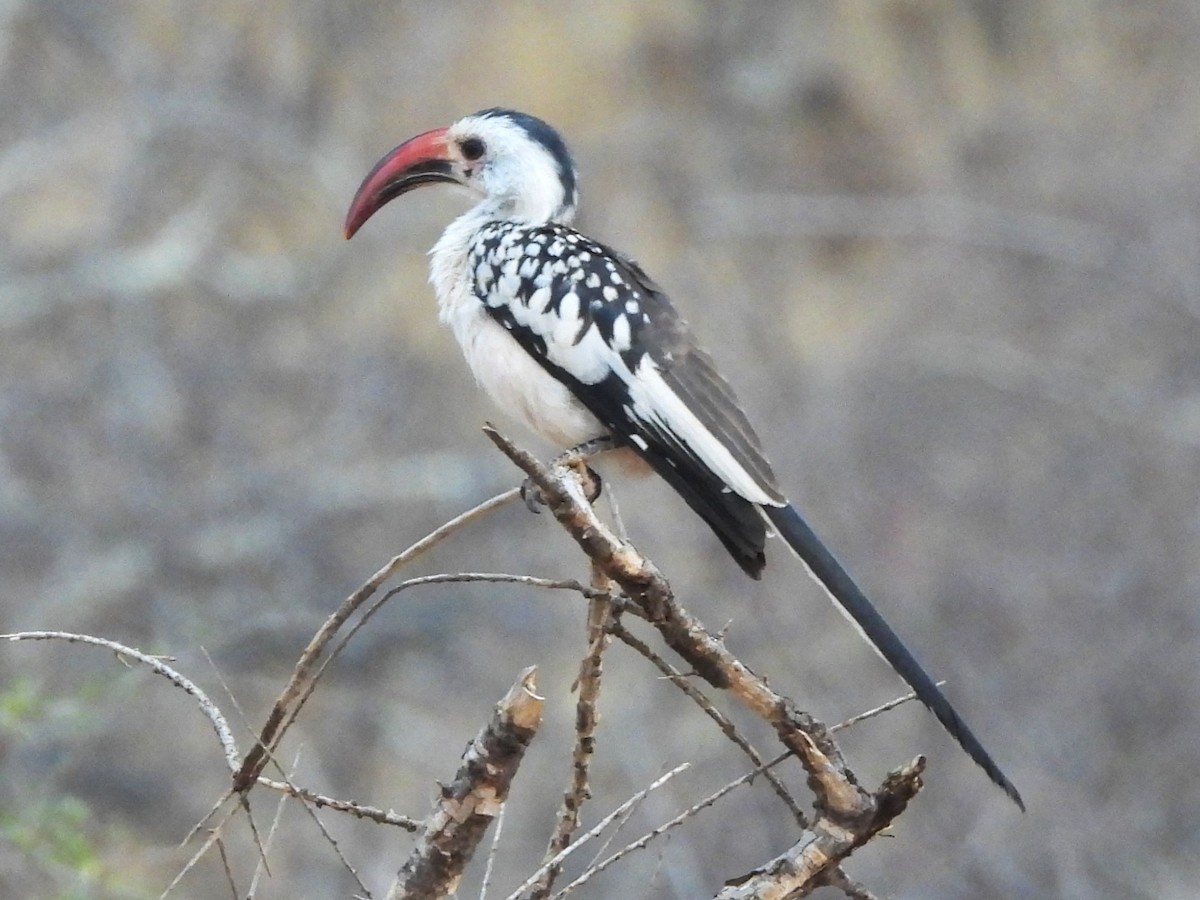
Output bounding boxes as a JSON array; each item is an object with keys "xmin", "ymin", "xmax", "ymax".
[{"xmin": 763, "ymin": 503, "xmax": 1024, "ymax": 811}]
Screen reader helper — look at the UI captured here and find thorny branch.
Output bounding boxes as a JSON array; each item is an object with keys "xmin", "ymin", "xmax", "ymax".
[
  {"xmin": 484, "ymin": 425, "xmax": 925, "ymax": 893},
  {"xmin": 528, "ymin": 562, "xmax": 616, "ymax": 899}
]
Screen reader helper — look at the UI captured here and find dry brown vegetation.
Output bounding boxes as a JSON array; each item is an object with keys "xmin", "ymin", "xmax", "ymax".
[{"xmin": 2, "ymin": 2, "xmax": 1198, "ymax": 897}]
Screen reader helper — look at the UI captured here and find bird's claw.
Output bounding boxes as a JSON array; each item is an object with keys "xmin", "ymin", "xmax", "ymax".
[
  {"xmin": 579, "ymin": 465, "xmax": 603, "ymax": 504},
  {"xmin": 519, "ymin": 465, "xmax": 603, "ymax": 514},
  {"xmin": 520, "ymin": 478, "xmax": 546, "ymax": 513}
]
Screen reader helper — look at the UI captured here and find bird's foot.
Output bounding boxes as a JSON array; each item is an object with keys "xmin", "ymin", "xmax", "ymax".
[
  {"xmin": 521, "ymin": 438, "xmax": 612, "ymax": 513},
  {"xmin": 558, "ymin": 435, "xmax": 618, "ymax": 462},
  {"xmin": 520, "ymin": 465, "xmax": 603, "ymax": 512}
]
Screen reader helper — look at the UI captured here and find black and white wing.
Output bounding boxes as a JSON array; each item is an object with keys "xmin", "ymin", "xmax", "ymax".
[{"xmin": 472, "ymin": 222, "xmax": 782, "ymax": 576}]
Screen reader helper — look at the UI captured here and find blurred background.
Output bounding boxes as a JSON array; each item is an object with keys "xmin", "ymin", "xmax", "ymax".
[{"xmin": 1, "ymin": 1, "xmax": 1198, "ymax": 897}]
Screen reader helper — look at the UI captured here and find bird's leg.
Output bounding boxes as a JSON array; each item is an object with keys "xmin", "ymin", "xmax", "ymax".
[{"xmin": 521, "ymin": 436, "xmax": 615, "ymax": 513}]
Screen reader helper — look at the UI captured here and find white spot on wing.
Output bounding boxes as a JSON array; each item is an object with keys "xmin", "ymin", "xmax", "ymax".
[
  {"xmin": 552, "ymin": 292, "xmax": 582, "ymax": 347},
  {"xmin": 498, "ymin": 273, "xmax": 520, "ymax": 302},
  {"xmin": 610, "ymin": 313, "xmax": 631, "ymax": 351},
  {"xmin": 527, "ymin": 286, "xmax": 552, "ymax": 316}
]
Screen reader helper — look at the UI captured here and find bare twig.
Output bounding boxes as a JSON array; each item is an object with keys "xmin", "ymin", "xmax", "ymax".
[
  {"xmin": 247, "ymin": 751, "xmax": 301, "ymax": 899},
  {"xmin": 161, "ymin": 809, "xmax": 238, "ymax": 900},
  {"xmin": 216, "ymin": 834, "xmax": 239, "ymax": 899},
  {"xmin": 1, "ymin": 631, "xmax": 240, "ymax": 772},
  {"xmin": 505, "ymin": 763, "xmax": 690, "ymax": 900},
  {"xmin": 253, "ymin": 778, "xmax": 419, "ymax": 830},
  {"xmin": 821, "ymin": 867, "xmax": 881, "ymax": 900},
  {"xmin": 831, "ymin": 684, "xmax": 942, "ymax": 734},
  {"xmin": 261, "ymin": 755, "xmax": 372, "ymax": 896},
  {"xmin": 609, "ymin": 620, "xmax": 806, "ymax": 827},
  {"xmin": 320, "ymin": 571, "xmax": 623, "ymax": 690},
  {"xmin": 530, "ymin": 564, "xmax": 616, "ymax": 899},
  {"xmin": 278, "ymin": 570, "xmax": 622, "ymax": 777},
  {"xmin": 551, "ymin": 754, "xmax": 794, "ymax": 898},
  {"xmin": 480, "ymin": 800, "xmax": 508, "ymax": 900}
]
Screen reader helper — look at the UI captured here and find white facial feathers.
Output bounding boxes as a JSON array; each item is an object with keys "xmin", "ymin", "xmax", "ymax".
[{"xmin": 445, "ymin": 113, "xmax": 576, "ymax": 225}]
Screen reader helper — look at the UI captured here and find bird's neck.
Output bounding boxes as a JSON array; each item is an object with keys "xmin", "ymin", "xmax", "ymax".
[
  {"xmin": 430, "ymin": 204, "xmax": 531, "ymax": 322},
  {"xmin": 429, "ymin": 207, "xmax": 482, "ymax": 321},
  {"xmin": 428, "ymin": 196, "xmax": 574, "ymax": 321}
]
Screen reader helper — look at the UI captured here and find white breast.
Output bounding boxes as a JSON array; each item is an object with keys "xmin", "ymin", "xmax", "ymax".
[{"xmin": 430, "ymin": 210, "xmax": 605, "ymax": 447}]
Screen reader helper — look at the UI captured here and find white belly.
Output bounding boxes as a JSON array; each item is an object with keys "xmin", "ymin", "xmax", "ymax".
[{"xmin": 444, "ymin": 294, "xmax": 605, "ymax": 447}]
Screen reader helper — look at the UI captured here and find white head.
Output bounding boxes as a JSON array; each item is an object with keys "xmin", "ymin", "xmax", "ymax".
[{"xmin": 344, "ymin": 108, "xmax": 579, "ymax": 236}]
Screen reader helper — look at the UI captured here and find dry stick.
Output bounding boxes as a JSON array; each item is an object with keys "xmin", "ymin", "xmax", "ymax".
[
  {"xmin": 483, "ymin": 429, "xmax": 866, "ymax": 809},
  {"xmin": 215, "ymin": 836, "xmax": 239, "ymax": 899},
  {"xmin": 182, "ymin": 792, "xmax": 239, "ymax": 850},
  {"xmin": 830, "ymin": 684, "xmax": 940, "ymax": 733},
  {"xmin": 187, "ymin": 651, "xmax": 374, "ymax": 894},
  {"xmin": 1, "ymin": 631, "xmax": 240, "ymax": 772},
  {"xmin": 234, "ymin": 487, "xmax": 521, "ymax": 792},
  {"xmin": 505, "ymin": 763, "xmax": 690, "ymax": 900},
  {"xmin": 245, "ymin": 574, "xmax": 599, "ymax": 837},
  {"xmin": 0, "ymin": 634, "xmax": 406, "ymax": 893},
  {"xmin": 246, "ymin": 729, "xmax": 374, "ymax": 895},
  {"xmin": 483, "ymin": 427, "xmax": 924, "ymax": 888},
  {"xmin": 233, "ymin": 705, "xmax": 375, "ymax": 894},
  {"xmin": 550, "ymin": 753, "xmax": 796, "ymax": 899},
  {"xmin": 480, "ymin": 800, "xmax": 509, "ymax": 900},
  {"xmin": 247, "ymin": 751, "xmax": 301, "ymax": 899},
  {"xmin": 162, "ymin": 812, "xmax": 238, "ymax": 900},
  {"xmin": 257, "ymin": 570, "xmax": 610, "ymax": 826},
  {"xmin": 259, "ymin": 569, "xmax": 623, "ymax": 831},
  {"xmin": 529, "ymin": 563, "xmax": 616, "ymax": 899},
  {"xmin": 608, "ymin": 621, "xmax": 807, "ymax": 827},
  {"xmin": 385, "ymin": 667, "xmax": 544, "ymax": 900},
  {"xmin": 254, "ymin": 778, "xmax": 419, "ymax": 830},
  {"xmin": 287, "ymin": 778, "xmax": 372, "ymax": 896},
  {"xmin": 821, "ymin": 867, "xmax": 880, "ymax": 900},
  {"xmin": 197, "ymin": 645, "xmax": 274, "ymax": 873}
]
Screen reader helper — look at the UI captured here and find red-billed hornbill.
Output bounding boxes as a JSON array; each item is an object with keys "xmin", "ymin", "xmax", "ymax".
[{"xmin": 344, "ymin": 108, "xmax": 1022, "ymax": 809}]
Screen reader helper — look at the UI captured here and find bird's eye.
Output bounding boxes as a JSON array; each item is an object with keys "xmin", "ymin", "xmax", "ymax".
[{"xmin": 459, "ymin": 137, "xmax": 486, "ymax": 161}]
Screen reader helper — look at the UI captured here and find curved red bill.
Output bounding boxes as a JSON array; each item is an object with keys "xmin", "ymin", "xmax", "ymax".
[{"xmin": 344, "ymin": 127, "xmax": 454, "ymax": 238}]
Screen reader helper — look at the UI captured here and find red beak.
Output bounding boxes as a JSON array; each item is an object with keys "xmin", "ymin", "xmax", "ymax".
[{"xmin": 343, "ymin": 127, "xmax": 455, "ymax": 239}]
